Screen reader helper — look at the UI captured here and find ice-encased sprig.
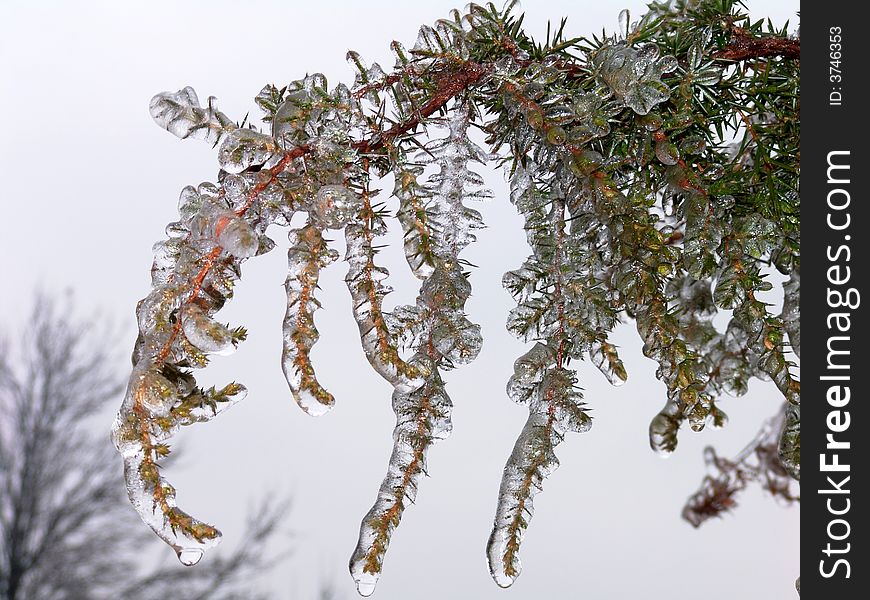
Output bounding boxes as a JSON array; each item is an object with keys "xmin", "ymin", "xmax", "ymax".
[
  {"xmin": 113, "ymin": 89, "xmax": 302, "ymax": 564},
  {"xmin": 349, "ymin": 100, "xmax": 487, "ymax": 596},
  {"xmin": 282, "ymin": 224, "xmax": 339, "ymax": 416},
  {"xmin": 150, "ymin": 87, "xmax": 235, "ymax": 144},
  {"xmin": 488, "ymin": 163, "xmax": 593, "ymax": 586}
]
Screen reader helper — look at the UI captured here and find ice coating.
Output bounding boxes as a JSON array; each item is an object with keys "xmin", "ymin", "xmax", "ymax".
[
  {"xmin": 218, "ymin": 128, "xmax": 278, "ymax": 174},
  {"xmin": 282, "ymin": 225, "xmax": 338, "ymax": 416},
  {"xmin": 312, "ymin": 184, "xmax": 364, "ymax": 229},
  {"xmin": 489, "ymin": 161, "xmax": 595, "ymax": 585},
  {"xmin": 591, "ymin": 43, "xmax": 676, "ymax": 115},
  {"xmin": 349, "ymin": 100, "xmax": 490, "ymax": 595},
  {"xmin": 180, "ymin": 302, "xmax": 235, "ymax": 356},
  {"xmin": 216, "ymin": 214, "xmax": 259, "ymax": 258},
  {"xmin": 121, "ymin": 4, "xmax": 800, "ymax": 590},
  {"xmin": 149, "ymin": 87, "xmax": 234, "ymax": 144},
  {"xmin": 394, "ymin": 163, "xmax": 438, "ymax": 279},
  {"xmin": 114, "ymin": 87, "xmax": 302, "ymax": 564},
  {"xmin": 487, "ymin": 412, "xmax": 562, "ymax": 587}
]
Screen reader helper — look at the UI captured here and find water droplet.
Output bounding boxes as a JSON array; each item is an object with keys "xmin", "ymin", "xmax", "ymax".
[
  {"xmin": 177, "ymin": 548, "xmax": 203, "ymax": 566},
  {"xmin": 356, "ymin": 578, "xmax": 377, "ymax": 597}
]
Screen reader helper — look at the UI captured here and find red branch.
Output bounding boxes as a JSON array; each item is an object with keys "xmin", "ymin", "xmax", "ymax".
[
  {"xmin": 353, "ymin": 61, "xmax": 489, "ymax": 154},
  {"xmin": 714, "ymin": 28, "xmax": 799, "ymax": 61}
]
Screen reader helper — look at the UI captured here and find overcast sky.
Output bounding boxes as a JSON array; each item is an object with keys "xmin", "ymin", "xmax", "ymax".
[{"xmin": 1, "ymin": 1, "xmax": 799, "ymax": 599}]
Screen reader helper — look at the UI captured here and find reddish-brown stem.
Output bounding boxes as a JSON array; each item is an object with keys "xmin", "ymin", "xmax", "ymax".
[{"xmin": 714, "ymin": 28, "xmax": 799, "ymax": 62}]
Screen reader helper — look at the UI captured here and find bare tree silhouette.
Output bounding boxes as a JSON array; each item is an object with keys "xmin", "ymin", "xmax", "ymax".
[{"xmin": 0, "ymin": 296, "xmax": 290, "ymax": 600}]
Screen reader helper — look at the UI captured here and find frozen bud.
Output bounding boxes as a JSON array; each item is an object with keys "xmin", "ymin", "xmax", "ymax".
[
  {"xmin": 134, "ymin": 368, "xmax": 177, "ymax": 417},
  {"xmin": 655, "ymin": 139, "xmax": 680, "ymax": 165},
  {"xmin": 272, "ymin": 89, "xmax": 313, "ymax": 143},
  {"xmin": 180, "ymin": 303, "xmax": 235, "ymax": 355},
  {"xmin": 214, "ymin": 214, "xmax": 259, "ymax": 258},
  {"xmin": 221, "ymin": 174, "xmax": 249, "ymax": 204},
  {"xmin": 218, "ymin": 128, "xmax": 277, "ymax": 174},
  {"xmin": 525, "ymin": 106, "xmax": 544, "ymax": 129},
  {"xmin": 546, "ymin": 126, "xmax": 566, "ymax": 145},
  {"xmin": 312, "ymin": 184, "xmax": 362, "ymax": 229}
]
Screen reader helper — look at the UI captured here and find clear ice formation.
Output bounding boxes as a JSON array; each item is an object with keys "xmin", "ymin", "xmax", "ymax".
[
  {"xmin": 150, "ymin": 87, "xmax": 234, "ymax": 144},
  {"xmin": 488, "ymin": 161, "xmax": 595, "ymax": 587},
  {"xmin": 282, "ymin": 225, "xmax": 338, "ymax": 416},
  {"xmin": 114, "ymin": 78, "xmax": 362, "ymax": 565},
  {"xmin": 348, "ymin": 101, "xmax": 489, "ymax": 596}
]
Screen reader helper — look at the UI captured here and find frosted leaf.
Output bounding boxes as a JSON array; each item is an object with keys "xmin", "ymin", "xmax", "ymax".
[
  {"xmin": 487, "ymin": 412, "xmax": 562, "ymax": 588},
  {"xmin": 180, "ymin": 303, "xmax": 234, "ymax": 355},
  {"xmin": 177, "ymin": 185, "xmax": 204, "ymax": 223},
  {"xmin": 539, "ymin": 368, "xmax": 591, "ymax": 433},
  {"xmin": 272, "ymin": 89, "xmax": 313, "ymax": 146},
  {"xmin": 394, "ymin": 165, "xmax": 437, "ymax": 279},
  {"xmin": 217, "ymin": 128, "xmax": 278, "ymax": 174},
  {"xmin": 150, "ymin": 86, "xmax": 233, "ymax": 144},
  {"xmin": 683, "ymin": 193, "xmax": 721, "ymax": 278},
  {"xmin": 172, "ymin": 382, "xmax": 248, "ymax": 428},
  {"xmin": 680, "ymin": 135, "xmax": 706, "ymax": 155},
  {"xmin": 592, "ymin": 44, "xmax": 675, "ymax": 114},
  {"xmin": 136, "ymin": 284, "xmax": 183, "ymax": 340},
  {"xmin": 282, "ymin": 226, "xmax": 336, "ymax": 416},
  {"xmin": 312, "ymin": 184, "xmax": 363, "ymax": 229},
  {"xmin": 215, "ymin": 214, "xmax": 259, "ymax": 259}
]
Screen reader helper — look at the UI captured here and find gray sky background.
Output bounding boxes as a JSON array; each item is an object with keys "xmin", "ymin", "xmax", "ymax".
[{"xmin": 1, "ymin": 1, "xmax": 799, "ymax": 599}]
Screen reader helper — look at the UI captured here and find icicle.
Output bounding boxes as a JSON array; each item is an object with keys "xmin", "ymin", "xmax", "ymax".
[
  {"xmin": 487, "ymin": 411, "xmax": 562, "ymax": 587},
  {"xmin": 490, "ymin": 181, "xmax": 594, "ymax": 586},
  {"xmin": 282, "ymin": 225, "xmax": 338, "ymax": 416},
  {"xmin": 349, "ymin": 361, "xmax": 451, "ymax": 596}
]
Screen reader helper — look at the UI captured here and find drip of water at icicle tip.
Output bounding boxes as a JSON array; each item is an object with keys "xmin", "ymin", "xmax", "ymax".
[
  {"xmin": 355, "ymin": 575, "xmax": 377, "ymax": 597},
  {"xmin": 176, "ymin": 548, "xmax": 204, "ymax": 566}
]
